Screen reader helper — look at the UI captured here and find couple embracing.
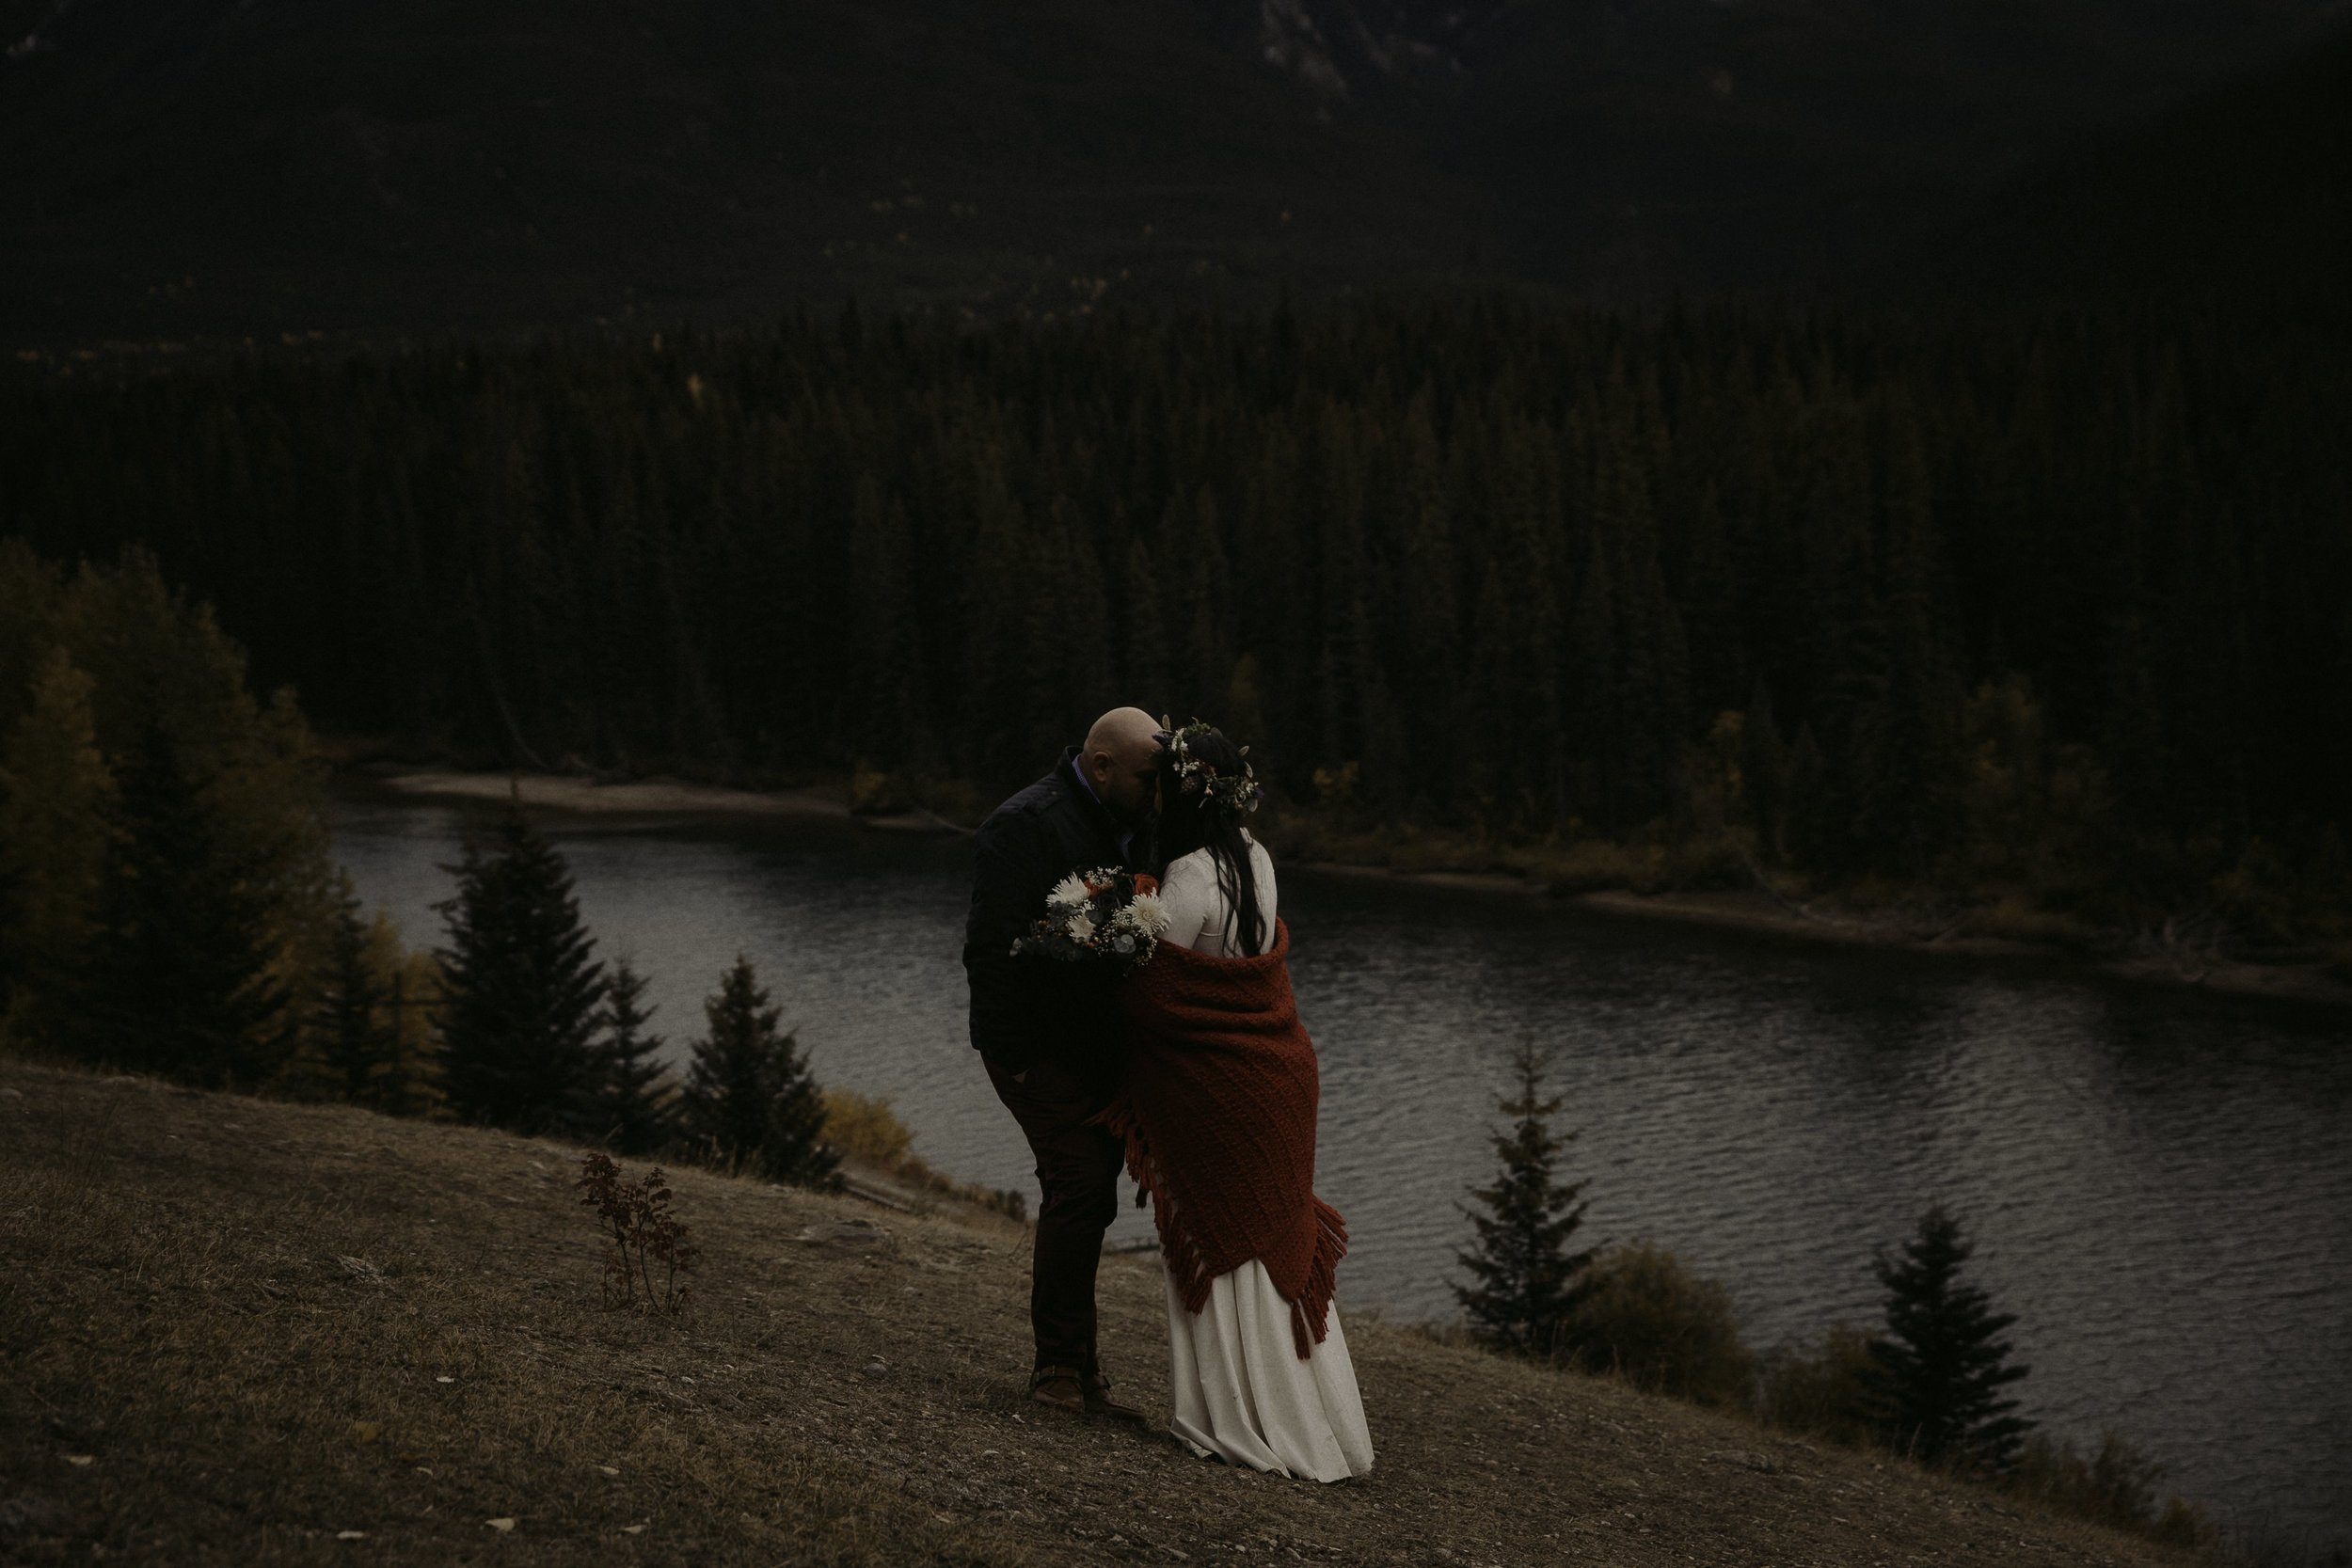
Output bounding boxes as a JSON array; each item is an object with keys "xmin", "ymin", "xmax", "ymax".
[{"xmin": 961, "ymin": 706, "xmax": 1374, "ymax": 1482}]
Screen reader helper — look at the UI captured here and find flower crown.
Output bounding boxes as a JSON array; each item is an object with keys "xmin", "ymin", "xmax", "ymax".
[{"xmin": 1155, "ymin": 716, "xmax": 1263, "ymax": 821}]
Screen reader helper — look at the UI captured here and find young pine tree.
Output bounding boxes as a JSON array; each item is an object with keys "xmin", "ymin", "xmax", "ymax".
[
  {"xmin": 314, "ymin": 875, "xmax": 404, "ymax": 1111},
  {"xmin": 381, "ymin": 950, "xmax": 447, "ymax": 1117},
  {"xmin": 434, "ymin": 799, "xmax": 605, "ymax": 1136},
  {"xmin": 1867, "ymin": 1203, "xmax": 2035, "ymax": 1473},
  {"xmin": 0, "ymin": 648, "xmax": 116, "ymax": 1037},
  {"xmin": 680, "ymin": 956, "xmax": 838, "ymax": 1188},
  {"xmin": 589, "ymin": 958, "xmax": 677, "ymax": 1155},
  {"xmin": 1453, "ymin": 1037, "xmax": 1596, "ymax": 1357},
  {"xmin": 69, "ymin": 721, "xmax": 288, "ymax": 1087}
]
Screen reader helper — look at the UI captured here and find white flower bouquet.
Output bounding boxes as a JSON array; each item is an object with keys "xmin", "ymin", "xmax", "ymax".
[{"xmin": 1011, "ymin": 866, "xmax": 1171, "ymax": 973}]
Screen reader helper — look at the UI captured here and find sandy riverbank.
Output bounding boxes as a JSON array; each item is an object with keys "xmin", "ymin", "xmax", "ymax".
[{"xmin": 355, "ymin": 766, "xmax": 956, "ymax": 833}]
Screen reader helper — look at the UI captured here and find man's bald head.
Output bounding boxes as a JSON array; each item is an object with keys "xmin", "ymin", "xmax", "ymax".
[
  {"xmin": 1085, "ymin": 706, "xmax": 1161, "ymax": 759},
  {"xmin": 1081, "ymin": 706, "xmax": 1164, "ymax": 825}
]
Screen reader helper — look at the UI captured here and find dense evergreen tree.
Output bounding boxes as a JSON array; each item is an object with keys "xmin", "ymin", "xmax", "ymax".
[
  {"xmin": 0, "ymin": 548, "xmax": 342, "ymax": 1061},
  {"xmin": 590, "ymin": 958, "xmax": 677, "ymax": 1155},
  {"xmin": 67, "ymin": 722, "xmax": 289, "ymax": 1087},
  {"xmin": 679, "ymin": 956, "xmax": 838, "ymax": 1188},
  {"xmin": 1454, "ymin": 1037, "xmax": 1597, "ymax": 1357},
  {"xmin": 0, "ymin": 648, "xmax": 115, "ymax": 1037},
  {"xmin": 1867, "ymin": 1204, "xmax": 2036, "ymax": 1473},
  {"xmin": 313, "ymin": 875, "xmax": 405, "ymax": 1111},
  {"xmin": 1740, "ymin": 679, "xmax": 1789, "ymax": 861},
  {"xmin": 434, "ymin": 800, "xmax": 606, "ymax": 1135}
]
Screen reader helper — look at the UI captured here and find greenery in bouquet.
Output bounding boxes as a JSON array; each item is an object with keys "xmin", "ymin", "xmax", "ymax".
[{"xmin": 1011, "ymin": 867, "xmax": 1171, "ymax": 971}]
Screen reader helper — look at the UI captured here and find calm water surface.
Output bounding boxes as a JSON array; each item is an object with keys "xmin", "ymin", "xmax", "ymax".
[{"xmin": 331, "ymin": 795, "xmax": 2351, "ymax": 1549}]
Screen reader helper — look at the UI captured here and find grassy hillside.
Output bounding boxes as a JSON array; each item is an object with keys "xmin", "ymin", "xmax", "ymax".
[{"xmin": 0, "ymin": 1056, "xmax": 2200, "ymax": 1566}]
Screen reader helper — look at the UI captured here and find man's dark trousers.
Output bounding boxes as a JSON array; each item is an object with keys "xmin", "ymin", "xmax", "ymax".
[
  {"xmin": 981, "ymin": 1053, "xmax": 1125, "ymax": 1377},
  {"xmin": 962, "ymin": 748, "xmax": 1145, "ymax": 1379}
]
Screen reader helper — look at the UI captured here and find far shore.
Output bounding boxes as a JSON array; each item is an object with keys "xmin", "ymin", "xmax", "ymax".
[
  {"xmin": 345, "ymin": 764, "xmax": 955, "ymax": 833},
  {"xmin": 1299, "ymin": 866, "xmax": 2352, "ymax": 1013},
  {"xmin": 343, "ymin": 764, "xmax": 2352, "ymax": 1014}
]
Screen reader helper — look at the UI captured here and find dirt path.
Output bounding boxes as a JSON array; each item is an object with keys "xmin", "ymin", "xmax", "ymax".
[{"xmin": 0, "ymin": 1060, "xmax": 2198, "ymax": 1567}]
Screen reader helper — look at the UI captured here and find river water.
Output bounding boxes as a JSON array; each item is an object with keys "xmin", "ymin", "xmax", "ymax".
[{"xmin": 331, "ymin": 793, "xmax": 2350, "ymax": 1549}]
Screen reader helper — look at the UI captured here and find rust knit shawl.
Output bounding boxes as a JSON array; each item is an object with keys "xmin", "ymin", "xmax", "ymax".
[{"xmin": 1094, "ymin": 918, "xmax": 1348, "ymax": 1360}]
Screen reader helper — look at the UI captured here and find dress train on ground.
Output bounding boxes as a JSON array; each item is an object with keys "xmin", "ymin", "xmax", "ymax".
[{"xmin": 1161, "ymin": 1258, "xmax": 1375, "ymax": 1481}]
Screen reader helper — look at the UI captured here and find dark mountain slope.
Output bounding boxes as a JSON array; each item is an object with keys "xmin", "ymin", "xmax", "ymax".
[
  {"xmin": 1858, "ymin": 24, "xmax": 2352, "ymax": 307},
  {"xmin": 1, "ymin": 0, "xmax": 2344, "ymax": 343},
  {"xmin": 1435, "ymin": 0, "xmax": 2347, "ymax": 298},
  {"xmin": 0, "ymin": 0, "xmax": 1481, "ymax": 345}
]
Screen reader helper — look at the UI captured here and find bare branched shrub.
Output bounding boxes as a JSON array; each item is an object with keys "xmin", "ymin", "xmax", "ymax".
[
  {"xmin": 1566, "ymin": 1240, "xmax": 1755, "ymax": 1408},
  {"xmin": 576, "ymin": 1152, "xmax": 697, "ymax": 1315},
  {"xmin": 1756, "ymin": 1322, "xmax": 1882, "ymax": 1449},
  {"xmin": 2006, "ymin": 1431, "xmax": 2217, "ymax": 1549}
]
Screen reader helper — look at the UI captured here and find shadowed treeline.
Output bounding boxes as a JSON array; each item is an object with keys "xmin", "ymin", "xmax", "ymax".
[
  {"xmin": 0, "ymin": 549, "xmax": 828, "ymax": 1183},
  {"xmin": 4, "ymin": 299, "xmax": 2347, "ymax": 944}
]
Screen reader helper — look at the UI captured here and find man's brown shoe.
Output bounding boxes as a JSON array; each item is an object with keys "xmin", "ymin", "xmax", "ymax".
[
  {"xmin": 1082, "ymin": 1369, "xmax": 1149, "ymax": 1425},
  {"xmin": 1027, "ymin": 1365, "xmax": 1088, "ymax": 1415}
]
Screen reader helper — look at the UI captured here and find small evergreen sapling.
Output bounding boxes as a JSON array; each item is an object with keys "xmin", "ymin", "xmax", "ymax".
[
  {"xmin": 680, "ymin": 956, "xmax": 839, "ymax": 1189},
  {"xmin": 590, "ymin": 957, "xmax": 677, "ymax": 1155},
  {"xmin": 1453, "ymin": 1036, "xmax": 1596, "ymax": 1357},
  {"xmin": 1867, "ymin": 1203, "xmax": 2035, "ymax": 1472},
  {"xmin": 314, "ymin": 875, "xmax": 404, "ymax": 1111}
]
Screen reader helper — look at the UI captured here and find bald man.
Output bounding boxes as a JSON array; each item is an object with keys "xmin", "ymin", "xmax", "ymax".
[{"xmin": 963, "ymin": 706, "xmax": 1163, "ymax": 1421}]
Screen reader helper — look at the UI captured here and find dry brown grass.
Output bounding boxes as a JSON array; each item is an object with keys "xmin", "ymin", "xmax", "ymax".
[{"xmin": 0, "ymin": 1058, "xmax": 2201, "ymax": 1567}]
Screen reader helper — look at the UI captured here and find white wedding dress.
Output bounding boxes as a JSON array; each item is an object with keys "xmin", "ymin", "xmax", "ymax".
[{"xmin": 1152, "ymin": 836, "xmax": 1375, "ymax": 1482}]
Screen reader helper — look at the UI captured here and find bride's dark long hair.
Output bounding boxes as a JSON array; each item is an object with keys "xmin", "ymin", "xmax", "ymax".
[{"xmin": 1152, "ymin": 724, "xmax": 1267, "ymax": 958}]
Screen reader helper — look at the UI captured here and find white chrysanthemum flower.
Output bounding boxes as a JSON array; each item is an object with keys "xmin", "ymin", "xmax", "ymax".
[
  {"xmin": 1124, "ymin": 893, "xmax": 1169, "ymax": 937},
  {"xmin": 1064, "ymin": 913, "xmax": 1097, "ymax": 945},
  {"xmin": 1047, "ymin": 873, "xmax": 1095, "ymax": 911}
]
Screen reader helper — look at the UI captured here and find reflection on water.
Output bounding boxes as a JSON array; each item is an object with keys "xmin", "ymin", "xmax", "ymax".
[{"xmin": 332, "ymin": 796, "xmax": 2351, "ymax": 1547}]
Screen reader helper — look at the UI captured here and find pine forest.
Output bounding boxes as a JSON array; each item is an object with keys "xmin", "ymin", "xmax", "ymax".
[{"xmin": 4, "ymin": 298, "xmax": 2346, "ymax": 943}]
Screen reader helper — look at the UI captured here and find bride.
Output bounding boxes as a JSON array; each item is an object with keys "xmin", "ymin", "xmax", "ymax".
[{"xmin": 1097, "ymin": 719, "xmax": 1374, "ymax": 1481}]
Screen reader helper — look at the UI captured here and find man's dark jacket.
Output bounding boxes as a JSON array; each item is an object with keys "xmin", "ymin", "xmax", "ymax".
[{"xmin": 963, "ymin": 747, "xmax": 1147, "ymax": 1082}]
